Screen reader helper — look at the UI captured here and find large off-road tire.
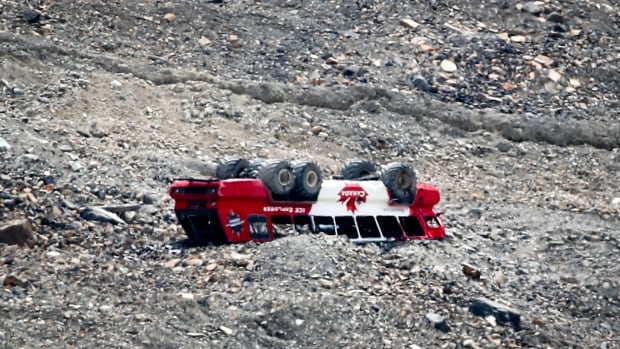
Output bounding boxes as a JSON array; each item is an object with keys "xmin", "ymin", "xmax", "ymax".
[
  {"xmin": 258, "ymin": 159, "xmax": 296, "ymax": 196},
  {"xmin": 216, "ymin": 157, "xmax": 251, "ymax": 179},
  {"xmin": 292, "ymin": 161, "xmax": 323, "ymax": 200},
  {"xmin": 341, "ymin": 159, "xmax": 377, "ymax": 179},
  {"xmin": 381, "ymin": 163, "xmax": 417, "ymax": 204}
]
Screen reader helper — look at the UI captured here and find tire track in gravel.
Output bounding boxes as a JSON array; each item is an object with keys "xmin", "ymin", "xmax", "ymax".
[{"xmin": 2, "ymin": 31, "xmax": 618, "ymax": 151}]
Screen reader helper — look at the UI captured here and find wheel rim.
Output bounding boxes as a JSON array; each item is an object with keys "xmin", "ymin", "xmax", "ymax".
[
  {"xmin": 397, "ymin": 173, "xmax": 412, "ymax": 189},
  {"xmin": 278, "ymin": 169, "xmax": 292, "ymax": 186},
  {"xmin": 306, "ymin": 171, "xmax": 319, "ymax": 187}
]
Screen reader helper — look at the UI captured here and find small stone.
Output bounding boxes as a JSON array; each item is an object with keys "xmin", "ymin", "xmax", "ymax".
[
  {"xmin": 198, "ymin": 36, "xmax": 212, "ymax": 46},
  {"xmin": 569, "ymin": 78, "xmax": 581, "ymax": 88},
  {"xmin": 411, "ymin": 75, "xmax": 433, "ymax": 92},
  {"xmin": 319, "ymin": 279, "xmax": 334, "ymax": 289},
  {"xmin": 80, "ymin": 207, "xmax": 126, "ymax": 225},
  {"xmin": 179, "ymin": 293, "xmax": 194, "ymax": 300},
  {"xmin": 46, "ymin": 251, "xmax": 62, "ymax": 258},
  {"xmin": 522, "ymin": 2, "xmax": 543, "ymax": 16},
  {"xmin": 99, "ymin": 305, "xmax": 113, "ymax": 313},
  {"xmin": 294, "ymin": 319, "xmax": 304, "ymax": 326},
  {"xmin": 311, "ymin": 125, "xmax": 324, "ymax": 135},
  {"xmin": 164, "ymin": 259, "xmax": 181, "ymax": 268},
  {"xmin": 58, "ymin": 144, "xmax": 74, "ymax": 152},
  {"xmin": 469, "ymin": 297, "xmax": 521, "ymax": 330},
  {"xmin": 110, "ymin": 80, "xmax": 122, "ymax": 89},
  {"xmin": 548, "ymin": 70, "xmax": 562, "ymax": 82},
  {"xmin": 385, "ymin": 56, "xmax": 403, "ymax": 67},
  {"xmin": 495, "ymin": 141, "xmax": 512, "ymax": 152},
  {"xmin": 163, "ymin": 13, "xmax": 177, "ymax": 22},
  {"xmin": 0, "ymin": 137, "xmax": 11, "ymax": 152},
  {"xmin": 2, "ymin": 275, "xmax": 25, "ymax": 287},
  {"xmin": 343, "ymin": 65, "xmax": 363, "ymax": 77},
  {"xmin": 400, "ymin": 18, "xmax": 420, "ymax": 29},
  {"xmin": 510, "ymin": 35, "xmax": 527, "ymax": 43},
  {"xmin": 142, "ymin": 194, "xmax": 158, "ymax": 205},
  {"xmin": 546, "ymin": 12, "xmax": 565, "ymax": 23},
  {"xmin": 219, "ymin": 326, "xmax": 234, "ymax": 335},
  {"xmin": 425, "ymin": 312, "xmax": 450, "ymax": 332},
  {"xmin": 462, "ymin": 263, "xmax": 482, "ymax": 280},
  {"xmin": 534, "ymin": 55, "xmax": 554, "ymax": 66},
  {"xmin": 440, "ymin": 59, "xmax": 457, "ymax": 73},
  {"xmin": 187, "ymin": 332, "xmax": 205, "ymax": 338}
]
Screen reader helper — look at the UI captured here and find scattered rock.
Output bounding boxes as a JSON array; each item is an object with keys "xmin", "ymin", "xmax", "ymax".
[
  {"xmin": 469, "ymin": 297, "xmax": 521, "ymax": 330},
  {"xmin": 163, "ymin": 13, "xmax": 177, "ymax": 22},
  {"xmin": 548, "ymin": 70, "xmax": 562, "ymax": 83},
  {"xmin": 462, "ymin": 263, "xmax": 482, "ymax": 280},
  {"xmin": 2, "ymin": 275, "xmax": 26, "ymax": 287},
  {"xmin": 440, "ymin": 60, "xmax": 457, "ymax": 73},
  {"xmin": 522, "ymin": 2, "xmax": 543, "ymax": 16},
  {"xmin": 219, "ymin": 326, "xmax": 234, "ymax": 336},
  {"xmin": 0, "ymin": 137, "xmax": 11, "ymax": 152},
  {"xmin": 425, "ymin": 312, "xmax": 450, "ymax": 332},
  {"xmin": 80, "ymin": 207, "xmax": 126, "ymax": 225},
  {"xmin": 534, "ymin": 55, "xmax": 554, "ymax": 67},
  {"xmin": 0, "ymin": 220, "xmax": 36, "ymax": 247},
  {"xmin": 547, "ymin": 12, "xmax": 565, "ymax": 23},
  {"xmin": 411, "ymin": 75, "xmax": 433, "ymax": 92},
  {"xmin": 400, "ymin": 18, "xmax": 420, "ymax": 29}
]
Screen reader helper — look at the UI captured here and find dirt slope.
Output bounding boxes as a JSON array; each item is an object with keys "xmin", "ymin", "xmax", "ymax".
[{"xmin": 1, "ymin": 1, "xmax": 618, "ymax": 348}]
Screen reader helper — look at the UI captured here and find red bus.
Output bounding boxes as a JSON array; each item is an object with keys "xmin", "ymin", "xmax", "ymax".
[{"xmin": 168, "ymin": 159, "xmax": 446, "ymax": 244}]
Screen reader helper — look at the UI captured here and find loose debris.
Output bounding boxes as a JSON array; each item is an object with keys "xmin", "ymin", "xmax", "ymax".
[{"xmin": 0, "ymin": 0, "xmax": 618, "ymax": 348}]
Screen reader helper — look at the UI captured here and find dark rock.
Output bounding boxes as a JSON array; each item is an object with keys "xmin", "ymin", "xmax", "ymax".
[
  {"xmin": 495, "ymin": 141, "xmax": 512, "ymax": 152},
  {"xmin": 80, "ymin": 207, "xmax": 126, "ymax": 225},
  {"xmin": 21, "ymin": 9, "xmax": 41, "ymax": 24},
  {"xmin": 3, "ymin": 275, "xmax": 26, "ymax": 287},
  {"xmin": 462, "ymin": 263, "xmax": 482, "ymax": 280},
  {"xmin": 142, "ymin": 194, "xmax": 158, "ymax": 205},
  {"xmin": 425, "ymin": 312, "xmax": 450, "ymax": 332},
  {"xmin": 547, "ymin": 12, "xmax": 565, "ymax": 23},
  {"xmin": 0, "ymin": 220, "xmax": 36, "ymax": 247},
  {"xmin": 469, "ymin": 297, "xmax": 521, "ymax": 330},
  {"xmin": 553, "ymin": 24, "xmax": 569, "ymax": 33},
  {"xmin": 411, "ymin": 75, "xmax": 433, "ymax": 92},
  {"xmin": 343, "ymin": 65, "xmax": 364, "ymax": 77}
]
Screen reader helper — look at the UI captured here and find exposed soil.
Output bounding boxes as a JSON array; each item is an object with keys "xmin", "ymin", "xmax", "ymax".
[{"xmin": 1, "ymin": 1, "xmax": 619, "ymax": 348}]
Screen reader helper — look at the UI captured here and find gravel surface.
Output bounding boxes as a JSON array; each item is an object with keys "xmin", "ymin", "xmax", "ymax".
[{"xmin": 1, "ymin": 1, "xmax": 619, "ymax": 348}]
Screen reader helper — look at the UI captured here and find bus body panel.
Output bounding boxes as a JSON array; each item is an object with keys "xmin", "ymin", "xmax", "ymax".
[{"xmin": 169, "ymin": 177, "xmax": 446, "ymax": 244}]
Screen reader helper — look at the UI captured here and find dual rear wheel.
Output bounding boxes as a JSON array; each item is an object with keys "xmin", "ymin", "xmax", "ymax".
[{"xmin": 215, "ymin": 157, "xmax": 322, "ymax": 200}]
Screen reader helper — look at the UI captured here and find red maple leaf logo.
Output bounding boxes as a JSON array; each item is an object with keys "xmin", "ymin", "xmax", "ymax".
[{"xmin": 338, "ymin": 184, "xmax": 368, "ymax": 213}]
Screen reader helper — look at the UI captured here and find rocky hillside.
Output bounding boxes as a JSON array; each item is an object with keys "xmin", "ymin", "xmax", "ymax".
[{"xmin": 1, "ymin": 1, "xmax": 618, "ymax": 348}]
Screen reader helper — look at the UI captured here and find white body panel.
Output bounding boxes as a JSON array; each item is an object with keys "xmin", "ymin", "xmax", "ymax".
[{"xmin": 308, "ymin": 180, "xmax": 410, "ymax": 217}]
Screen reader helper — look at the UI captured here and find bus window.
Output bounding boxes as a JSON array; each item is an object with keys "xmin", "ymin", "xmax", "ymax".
[
  {"xmin": 249, "ymin": 214, "xmax": 270, "ymax": 240},
  {"xmin": 271, "ymin": 215, "xmax": 293, "ymax": 238},
  {"xmin": 293, "ymin": 215, "xmax": 312, "ymax": 233},
  {"xmin": 313, "ymin": 216, "xmax": 336, "ymax": 235},
  {"xmin": 376, "ymin": 216, "xmax": 404, "ymax": 238},
  {"xmin": 335, "ymin": 216, "xmax": 359, "ymax": 239},
  {"xmin": 356, "ymin": 216, "xmax": 381, "ymax": 238},
  {"xmin": 399, "ymin": 216, "xmax": 425, "ymax": 237}
]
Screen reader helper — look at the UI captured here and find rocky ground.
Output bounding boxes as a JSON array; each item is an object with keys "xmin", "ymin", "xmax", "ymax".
[{"xmin": 1, "ymin": 0, "xmax": 619, "ymax": 348}]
